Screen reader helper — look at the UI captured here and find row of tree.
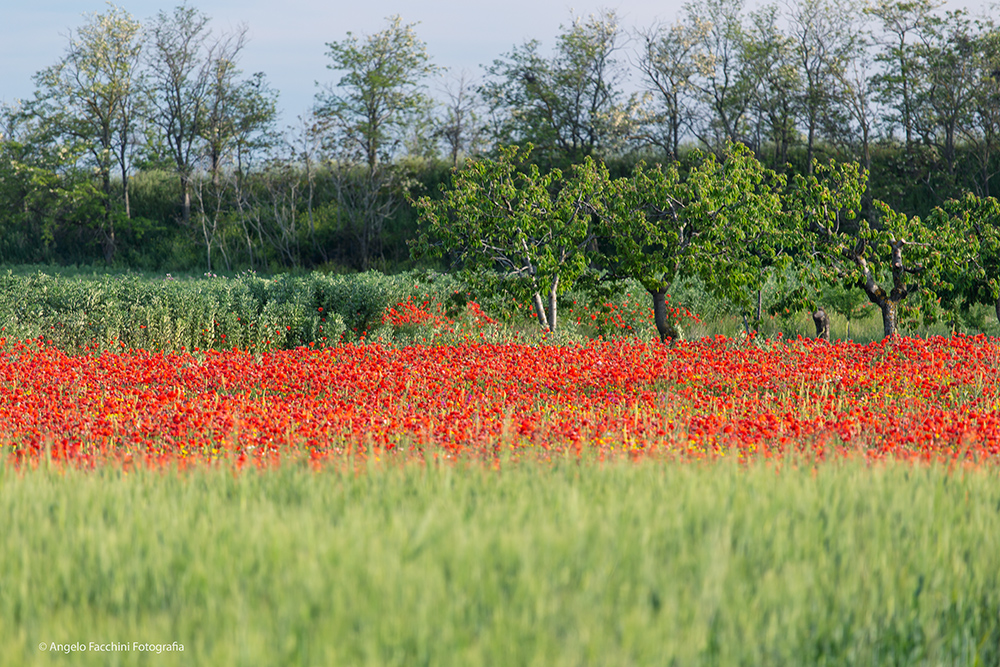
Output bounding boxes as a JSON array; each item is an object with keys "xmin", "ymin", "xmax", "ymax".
[
  {"xmin": 0, "ymin": 1, "xmax": 998, "ymax": 272},
  {"xmin": 416, "ymin": 143, "xmax": 1000, "ymax": 340}
]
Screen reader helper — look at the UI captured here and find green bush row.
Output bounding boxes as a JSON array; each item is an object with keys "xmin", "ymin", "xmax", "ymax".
[
  {"xmin": 4, "ymin": 266, "xmax": 982, "ymax": 352},
  {"xmin": 0, "ymin": 270, "xmax": 453, "ymax": 352}
]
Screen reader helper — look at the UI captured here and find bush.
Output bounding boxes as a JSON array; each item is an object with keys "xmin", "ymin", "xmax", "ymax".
[{"xmin": 0, "ymin": 270, "xmax": 349, "ymax": 353}]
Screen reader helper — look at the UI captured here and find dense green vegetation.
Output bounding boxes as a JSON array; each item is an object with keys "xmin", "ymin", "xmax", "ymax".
[
  {"xmin": 3, "ymin": 265, "xmax": 994, "ymax": 355},
  {"xmin": 1, "ymin": 458, "xmax": 998, "ymax": 666},
  {"xmin": 1, "ymin": 1, "xmax": 998, "ymax": 275}
]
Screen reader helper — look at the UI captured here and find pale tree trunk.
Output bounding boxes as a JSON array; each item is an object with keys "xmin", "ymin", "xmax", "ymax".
[
  {"xmin": 546, "ymin": 275, "xmax": 559, "ymax": 333},
  {"xmin": 529, "ymin": 276, "xmax": 561, "ymax": 334},
  {"xmin": 180, "ymin": 173, "xmax": 192, "ymax": 226},
  {"xmin": 532, "ymin": 292, "xmax": 550, "ymax": 332}
]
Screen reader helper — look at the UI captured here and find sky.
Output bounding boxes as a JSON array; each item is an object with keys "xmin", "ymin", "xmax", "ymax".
[{"xmin": 1, "ymin": 0, "xmax": 692, "ymax": 126}]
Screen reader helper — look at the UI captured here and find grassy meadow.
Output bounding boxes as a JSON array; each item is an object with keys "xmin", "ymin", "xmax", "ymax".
[{"xmin": 1, "ymin": 458, "xmax": 999, "ymax": 666}]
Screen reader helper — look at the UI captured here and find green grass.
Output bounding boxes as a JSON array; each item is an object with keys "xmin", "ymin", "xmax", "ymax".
[{"xmin": 1, "ymin": 456, "xmax": 999, "ymax": 666}]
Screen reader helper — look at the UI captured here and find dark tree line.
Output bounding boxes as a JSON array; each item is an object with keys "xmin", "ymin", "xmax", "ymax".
[{"xmin": 0, "ymin": 1, "xmax": 998, "ymax": 273}]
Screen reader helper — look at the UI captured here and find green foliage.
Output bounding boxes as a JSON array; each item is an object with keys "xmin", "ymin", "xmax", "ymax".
[
  {"xmin": 820, "ymin": 282, "xmax": 877, "ymax": 337},
  {"xmin": 0, "ymin": 271, "xmax": 414, "ymax": 352},
  {"xmin": 927, "ymin": 192, "xmax": 1000, "ymax": 320},
  {"xmin": 2, "ymin": 460, "xmax": 999, "ymax": 665},
  {"xmin": 593, "ymin": 142, "xmax": 792, "ymax": 339},
  {"xmin": 479, "ymin": 10, "xmax": 637, "ymax": 165},
  {"xmin": 785, "ymin": 158, "xmax": 969, "ymax": 337},
  {"xmin": 316, "ymin": 15, "xmax": 439, "ymax": 170},
  {"xmin": 413, "ymin": 145, "xmax": 598, "ymax": 332}
]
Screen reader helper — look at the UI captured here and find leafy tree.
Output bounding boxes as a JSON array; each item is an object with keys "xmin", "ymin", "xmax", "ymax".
[
  {"xmin": 480, "ymin": 9, "xmax": 638, "ymax": 164},
  {"xmin": 24, "ymin": 4, "xmax": 143, "ymax": 263},
  {"xmin": 592, "ymin": 142, "xmax": 791, "ymax": 341},
  {"xmin": 829, "ymin": 28, "xmax": 879, "ymax": 173},
  {"xmin": 927, "ymin": 192, "xmax": 1000, "ymax": 323},
  {"xmin": 964, "ymin": 21, "xmax": 1000, "ymax": 198},
  {"xmin": 741, "ymin": 4, "xmax": 801, "ymax": 166},
  {"xmin": 315, "ymin": 15, "xmax": 439, "ymax": 171},
  {"xmin": 413, "ymin": 145, "xmax": 599, "ymax": 333},
  {"xmin": 785, "ymin": 0, "xmax": 865, "ymax": 172},
  {"xmin": 200, "ymin": 38, "xmax": 278, "ymax": 185},
  {"xmin": 789, "ymin": 160, "xmax": 960, "ymax": 337},
  {"xmin": 867, "ymin": 0, "xmax": 940, "ymax": 153},
  {"xmin": 681, "ymin": 0, "xmax": 755, "ymax": 149},
  {"xmin": 195, "ymin": 58, "xmax": 279, "ymax": 271},
  {"xmin": 0, "ymin": 109, "xmax": 104, "ymax": 264},
  {"xmin": 435, "ymin": 71, "xmax": 484, "ymax": 168},
  {"xmin": 145, "ymin": 6, "xmax": 277, "ymax": 270},
  {"xmin": 913, "ymin": 10, "xmax": 985, "ymax": 186},
  {"xmin": 144, "ymin": 4, "xmax": 212, "ymax": 226},
  {"xmin": 633, "ymin": 17, "xmax": 713, "ymax": 160},
  {"xmin": 315, "ymin": 16, "xmax": 438, "ymax": 269}
]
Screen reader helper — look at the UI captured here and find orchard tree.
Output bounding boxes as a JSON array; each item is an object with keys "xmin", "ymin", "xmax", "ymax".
[
  {"xmin": 413, "ymin": 145, "xmax": 600, "ymax": 333},
  {"xmin": 592, "ymin": 142, "xmax": 792, "ymax": 341},
  {"xmin": 789, "ymin": 159, "xmax": 962, "ymax": 337},
  {"xmin": 926, "ymin": 193, "xmax": 1000, "ymax": 323}
]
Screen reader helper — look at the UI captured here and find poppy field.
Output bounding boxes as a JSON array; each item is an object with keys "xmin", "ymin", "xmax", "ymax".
[
  {"xmin": 3, "ymin": 333, "xmax": 1000, "ymax": 469},
  {"xmin": 3, "ymin": 274, "xmax": 1000, "ymax": 665}
]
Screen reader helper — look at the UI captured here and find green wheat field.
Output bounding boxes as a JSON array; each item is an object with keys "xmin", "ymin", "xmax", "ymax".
[{"xmin": 1, "ymin": 458, "xmax": 998, "ymax": 666}]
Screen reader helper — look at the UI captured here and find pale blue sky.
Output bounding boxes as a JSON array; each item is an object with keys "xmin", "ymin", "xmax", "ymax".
[{"xmin": 2, "ymin": 1, "xmax": 691, "ymax": 124}]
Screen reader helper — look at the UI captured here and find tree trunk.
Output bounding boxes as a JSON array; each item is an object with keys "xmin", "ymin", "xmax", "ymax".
[
  {"xmin": 650, "ymin": 288, "xmax": 678, "ymax": 343},
  {"xmin": 102, "ymin": 170, "xmax": 115, "ymax": 265},
  {"xmin": 879, "ymin": 300, "xmax": 899, "ymax": 338},
  {"xmin": 532, "ymin": 292, "xmax": 550, "ymax": 332},
  {"xmin": 546, "ymin": 275, "xmax": 559, "ymax": 333},
  {"xmin": 812, "ymin": 307, "xmax": 830, "ymax": 341},
  {"xmin": 180, "ymin": 173, "xmax": 192, "ymax": 225},
  {"xmin": 852, "ymin": 239, "xmax": 910, "ymax": 340}
]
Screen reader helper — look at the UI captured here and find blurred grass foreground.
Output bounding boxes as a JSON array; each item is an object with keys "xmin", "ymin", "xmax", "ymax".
[{"xmin": 1, "ymin": 458, "xmax": 998, "ymax": 666}]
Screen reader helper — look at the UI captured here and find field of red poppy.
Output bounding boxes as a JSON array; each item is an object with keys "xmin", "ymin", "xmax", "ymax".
[
  {"xmin": 4, "ymin": 333, "xmax": 1000, "ymax": 665},
  {"xmin": 4, "ymin": 276, "xmax": 1000, "ymax": 665},
  {"xmin": 3, "ymin": 332, "xmax": 1000, "ymax": 469}
]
